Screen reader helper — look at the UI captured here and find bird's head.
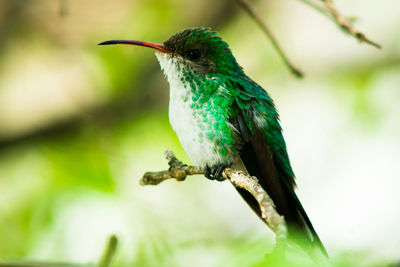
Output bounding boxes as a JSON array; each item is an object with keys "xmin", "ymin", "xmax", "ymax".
[{"xmin": 99, "ymin": 27, "xmax": 243, "ymax": 77}]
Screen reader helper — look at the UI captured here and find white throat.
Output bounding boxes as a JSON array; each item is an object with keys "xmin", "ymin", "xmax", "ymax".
[{"xmin": 155, "ymin": 52, "xmax": 227, "ymax": 167}]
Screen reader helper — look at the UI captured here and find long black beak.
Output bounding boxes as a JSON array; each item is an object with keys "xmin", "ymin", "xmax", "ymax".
[{"xmin": 98, "ymin": 40, "xmax": 173, "ymax": 53}]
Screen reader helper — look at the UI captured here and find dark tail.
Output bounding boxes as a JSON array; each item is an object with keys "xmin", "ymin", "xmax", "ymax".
[{"xmin": 236, "ymin": 130, "xmax": 328, "ymax": 258}]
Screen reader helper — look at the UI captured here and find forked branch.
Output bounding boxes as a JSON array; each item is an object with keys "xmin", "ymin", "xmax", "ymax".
[
  {"xmin": 234, "ymin": 0, "xmax": 380, "ymax": 79},
  {"xmin": 140, "ymin": 150, "xmax": 288, "ymax": 253},
  {"xmin": 300, "ymin": 0, "xmax": 381, "ymax": 48}
]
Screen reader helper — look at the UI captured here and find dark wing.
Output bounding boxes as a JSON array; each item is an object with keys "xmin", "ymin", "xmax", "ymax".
[{"xmin": 230, "ymin": 81, "xmax": 327, "ymax": 257}]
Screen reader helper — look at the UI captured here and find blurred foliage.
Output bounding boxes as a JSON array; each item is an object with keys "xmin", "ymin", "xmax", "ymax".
[{"xmin": 0, "ymin": 0, "xmax": 399, "ymax": 267}]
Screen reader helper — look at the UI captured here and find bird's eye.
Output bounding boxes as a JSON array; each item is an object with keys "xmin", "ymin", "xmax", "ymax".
[{"xmin": 187, "ymin": 49, "xmax": 201, "ymax": 61}]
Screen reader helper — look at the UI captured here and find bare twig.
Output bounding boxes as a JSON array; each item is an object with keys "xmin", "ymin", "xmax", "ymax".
[
  {"xmin": 300, "ymin": 0, "xmax": 381, "ymax": 49},
  {"xmin": 98, "ymin": 235, "xmax": 118, "ymax": 267},
  {"xmin": 0, "ymin": 236, "xmax": 117, "ymax": 267},
  {"xmin": 300, "ymin": 0, "xmax": 359, "ymax": 23},
  {"xmin": 234, "ymin": 0, "xmax": 304, "ymax": 78},
  {"xmin": 140, "ymin": 150, "xmax": 288, "ymax": 252},
  {"xmin": 321, "ymin": 0, "xmax": 381, "ymax": 48},
  {"xmin": 298, "ymin": 0, "xmax": 331, "ymax": 18}
]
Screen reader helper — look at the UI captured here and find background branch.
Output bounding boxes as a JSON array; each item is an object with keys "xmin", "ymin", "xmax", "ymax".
[
  {"xmin": 0, "ymin": 236, "xmax": 118, "ymax": 267},
  {"xmin": 321, "ymin": 0, "xmax": 381, "ymax": 48},
  {"xmin": 300, "ymin": 0, "xmax": 381, "ymax": 48},
  {"xmin": 98, "ymin": 235, "xmax": 118, "ymax": 267},
  {"xmin": 298, "ymin": 0, "xmax": 331, "ymax": 17},
  {"xmin": 235, "ymin": 0, "xmax": 304, "ymax": 78}
]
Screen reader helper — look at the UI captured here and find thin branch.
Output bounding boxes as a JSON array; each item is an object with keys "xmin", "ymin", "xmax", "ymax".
[
  {"xmin": 321, "ymin": 0, "xmax": 381, "ymax": 48},
  {"xmin": 300, "ymin": 0, "xmax": 359, "ymax": 23},
  {"xmin": 0, "ymin": 236, "xmax": 117, "ymax": 267},
  {"xmin": 98, "ymin": 235, "xmax": 118, "ymax": 267},
  {"xmin": 235, "ymin": 0, "xmax": 304, "ymax": 78},
  {"xmin": 140, "ymin": 150, "xmax": 288, "ymax": 252},
  {"xmin": 298, "ymin": 0, "xmax": 331, "ymax": 18},
  {"xmin": 300, "ymin": 0, "xmax": 381, "ymax": 49}
]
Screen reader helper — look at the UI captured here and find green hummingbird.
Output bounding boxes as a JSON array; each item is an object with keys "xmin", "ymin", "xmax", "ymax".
[{"xmin": 99, "ymin": 27, "xmax": 327, "ymax": 257}]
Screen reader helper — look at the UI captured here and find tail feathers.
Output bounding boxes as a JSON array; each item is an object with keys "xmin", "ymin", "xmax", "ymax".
[
  {"xmin": 236, "ymin": 131, "xmax": 328, "ymax": 258},
  {"xmin": 285, "ymin": 186, "xmax": 328, "ymax": 258}
]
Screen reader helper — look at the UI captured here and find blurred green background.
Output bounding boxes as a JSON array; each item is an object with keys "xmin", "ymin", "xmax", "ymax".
[{"xmin": 0, "ymin": 0, "xmax": 399, "ymax": 266}]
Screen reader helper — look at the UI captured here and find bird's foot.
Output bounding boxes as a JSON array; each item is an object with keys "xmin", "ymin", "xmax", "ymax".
[{"xmin": 204, "ymin": 164, "xmax": 229, "ymax": 181}]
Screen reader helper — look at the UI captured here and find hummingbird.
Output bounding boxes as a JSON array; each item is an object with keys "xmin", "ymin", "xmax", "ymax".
[{"xmin": 99, "ymin": 27, "xmax": 327, "ymax": 257}]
